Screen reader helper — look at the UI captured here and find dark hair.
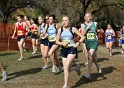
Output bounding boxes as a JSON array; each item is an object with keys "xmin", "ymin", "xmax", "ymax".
[
  {"xmin": 49, "ymin": 15, "xmax": 56, "ymax": 20},
  {"xmin": 17, "ymin": 15, "xmax": 24, "ymax": 19},
  {"xmin": 31, "ymin": 18, "xmax": 38, "ymax": 24},
  {"xmin": 25, "ymin": 15, "xmax": 29, "ymax": 20}
]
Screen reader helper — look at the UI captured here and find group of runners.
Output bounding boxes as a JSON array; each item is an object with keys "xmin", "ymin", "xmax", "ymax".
[{"xmin": 1, "ymin": 12, "xmax": 123, "ymax": 88}]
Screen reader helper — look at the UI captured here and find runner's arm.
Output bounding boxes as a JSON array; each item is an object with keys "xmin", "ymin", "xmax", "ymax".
[
  {"xmin": 112, "ymin": 29, "xmax": 115, "ymax": 37},
  {"xmin": 56, "ymin": 28, "xmax": 63, "ymax": 46},
  {"xmin": 73, "ymin": 27, "xmax": 85, "ymax": 44},
  {"xmin": 81, "ymin": 24, "xmax": 90, "ymax": 36}
]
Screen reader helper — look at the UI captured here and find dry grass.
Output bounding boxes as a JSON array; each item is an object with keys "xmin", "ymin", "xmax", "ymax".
[{"xmin": 0, "ymin": 45, "xmax": 124, "ymax": 88}]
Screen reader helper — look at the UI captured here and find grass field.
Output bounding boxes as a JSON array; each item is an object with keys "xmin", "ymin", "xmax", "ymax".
[{"xmin": 0, "ymin": 45, "xmax": 124, "ymax": 88}]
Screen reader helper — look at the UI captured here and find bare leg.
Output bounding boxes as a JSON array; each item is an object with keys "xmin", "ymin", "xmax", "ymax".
[
  {"xmin": 82, "ymin": 43, "xmax": 88, "ymax": 64},
  {"xmin": 87, "ymin": 49, "xmax": 95, "ymax": 75},
  {"xmin": 0, "ymin": 60, "xmax": 5, "ymax": 72},
  {"xmin": 18, "ymin": 39, "xmax": 25, "ymax": 58},
  {"xmin": 40, "ymin": 44, "xmax": 48, "ymax": 67},
  {"xmin": 109, "ymin": 42, "xmax": 113, "ymax": 55},
  {"xmin": 32, "ymin": 38, "xmax": 36, "ymax": 51},
  {"xmin": 62, "ymin": 54, "xmax": 76, "ymax": 87}
]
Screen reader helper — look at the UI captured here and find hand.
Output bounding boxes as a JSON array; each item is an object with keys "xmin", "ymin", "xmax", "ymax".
[
  {"xmin": 44, "ymin": 33, "xmax": 48, "ymax": 38},
  {"xmin": 62, "ymin": 42, "xmax": 68, "ymax": 47},
  {"xmin": 11, "ymin": 36, "xmax": 14, "ymax": 39}
]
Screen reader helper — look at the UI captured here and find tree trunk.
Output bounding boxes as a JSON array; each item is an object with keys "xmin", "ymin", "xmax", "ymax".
[{"xmin": 2, "ymin": 14, "xmax": 9, "ymax": 23}]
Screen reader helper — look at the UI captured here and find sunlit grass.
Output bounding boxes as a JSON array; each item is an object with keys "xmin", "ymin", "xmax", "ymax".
[{"xmin": 0, "ymin": 45, "xmax": 124, "ymax": 88}]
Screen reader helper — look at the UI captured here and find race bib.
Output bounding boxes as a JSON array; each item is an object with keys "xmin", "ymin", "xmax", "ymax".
[
  {"xmin": 40, "ymin": 34, "xmax": 44, "ymax": 39},
  {"xmin": 87, "ymin": 33, "xmax": 94, "ymax": 39},
  {"xmin": 62, "ymin": 40, "xmax": 71, "ymax": 48},
  {"xmin": 107, "ymin": 36, "xmax": 112, "ymax": 39},
  {"xmin": 17, "ymin": 31, "xmax": 22, "ymax": 35},
  {"xmin": 48, "ymin": 36, "xmax": 55, "ymax": 42}
]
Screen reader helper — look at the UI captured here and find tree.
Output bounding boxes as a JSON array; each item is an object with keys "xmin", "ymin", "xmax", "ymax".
[{"xmin": 0, "ymin": 0, "xmax": 32, "ymax": 23}]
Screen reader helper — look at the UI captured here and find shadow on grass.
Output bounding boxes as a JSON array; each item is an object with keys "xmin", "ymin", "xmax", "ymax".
[
  {"xmin": 27, "ymin": 55, "xmax": 42, "ymax": 60},
  {"xmin": 112, "ymin": 52, "xmax": 121, "ymax": 56},
  {"xmin": 97, "ymin": 57, "xmax": 109, "ymax": 62},
  {"xmin": 71, "ymin": 66, "xmax": 116, "ymax": 88},
  {"xmin": 77, "ymin": 50, "xmax": 83, "ymax": 53},
  {"xmin": 7, "ymin": 67, "xmax": 42, "ymax": 80},
  {"xmin": 0, "ymin": 53, "xmax": 17, "ymax": 56}
]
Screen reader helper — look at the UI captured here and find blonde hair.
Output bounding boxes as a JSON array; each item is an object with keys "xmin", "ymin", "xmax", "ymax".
[
  {"xmin": 85, "ymin": 12, "xmax": 92, "ymax": 17},
  {"xmin": 63, "ymin": 15, "xmax": 70, "ymax": 20},
  {"xmin": 56, "ymin": 22, "xmax": 63, "ymax": 30}
]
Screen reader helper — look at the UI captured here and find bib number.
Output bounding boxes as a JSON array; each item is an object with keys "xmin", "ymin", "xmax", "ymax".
[
  {"xmin": 87, "ymin": 33, "xmax": 94, "ymax": 39},
  {"xmin": 107, "ymin": 36, "xmax": 112, "ymax": 39},
  {"xmin": 48, "ymin": 36, "xmax": 55, "ymax": 42},
  {"xmin": 17, "ymin": 31, "xmax": 22, "ymax": 35},
  {"xmin": 62, "ymin": 40, "xmax": 70, "ymax": 48}
]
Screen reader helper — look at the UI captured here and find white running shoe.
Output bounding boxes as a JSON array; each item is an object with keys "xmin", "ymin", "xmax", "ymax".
[
  {"xmin": 85, "ymin": 62, "xmax": 88, "ymax": 65},
  {"xmin": 18, "ymin": 57, "xmax": 23, "ymax": 61},
  {"xmin": 52, "ymin": 65, "xmax": 57, "ymax": 73},
  {"xmin": 109, "ymin": 53, "xmax": 112, "ymax": 56},
  {"xmin": 32, "ymin": 51, "xmax": 36, "ymax": 54},
  {"xmin": 2, "ymin": 71, "xmax": 7, "ymax": 82},
  {"xmin": 42, "ymin": 66, "xmax": 49, "ymax": 70},
  {"xmin": 121, "ymin": 49, "xmax": 123, "ymax": 54},
  {"xmin": 63, "ymin": 85, "xmax": 68, "ymax": 88},
  {"xmin": 83, "ymin": 74, "xmax": 91, "ymax": 79},
  {"xmin": 97, "ymin": 64, "xmax": 102, "ymax": 73}
]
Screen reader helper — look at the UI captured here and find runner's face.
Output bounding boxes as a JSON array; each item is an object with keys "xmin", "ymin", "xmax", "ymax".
[
  {"xmin": 85, "ymin": 14, "xmax": 92, "ymax": 23},
  {"xmin": 17, "ymin": 17, "xmax": 22, "ymax": 23},
  {"xmin": 38, "ymin": 17, "xmax": 43, "ymax": 24},
  {"xmin": 24, "ymin": 16, "xmax": 28, "ymax": 21},
  {"xmin": 107, "ymin": 25, "xmax": 111, "ymax": 29},
  {"xmin": 30, "ymin": 19, "xmax": 34, "ymax": 24},
  {"xmin": 48, "ymin": 17, "xmax": 54, "ymax": 24},
  {"xmin": 62, "ymin": 17, "xmax": 70, "ymax": 27}
]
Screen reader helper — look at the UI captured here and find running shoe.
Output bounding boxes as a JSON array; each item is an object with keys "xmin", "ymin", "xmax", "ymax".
[
  {"xmin": 18, "ymin": 57, "xmax": 23, "ymax": 61},
  {"xmin": 52, "ymin": 65, "xmax": 57, "ymax": 73},
  {"xmin": 57, "ymin": 66, "xmax": 63, "ymax": 74},
  {"xmin": 109, "ymin": 53, "xmax": 112, "ymax": 56},
  {"xmin": 76, "ymin": 64, "xmax": 81, "ymax": 76},
  {"xmin": 63, "ymin": 85, "xmax": 68, "ymax": 88},
  {"xmin": 42, "ymin": 66, "xmax": 49, "ymax": 70},
  {"xmin": 97, "ymin": 64, "xmax": 102, "ymax": 73},
  {"xmin": 2, "ymin": 71, "xmax": 7, "ymax": 82},
  {"xmin": 121, "ymin": 49, "xmax": 123, "ymax": 54},
  {"xmin": 83, "ymin": 74, "xmax": 91, "ymax": 79},
  {"xmin": 85, "ymin": 62, "xmax": 88, "ymax": 65},
  {"xmin": 32, "ymin": 50, "xmax": 36, "ymax": 54}
]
